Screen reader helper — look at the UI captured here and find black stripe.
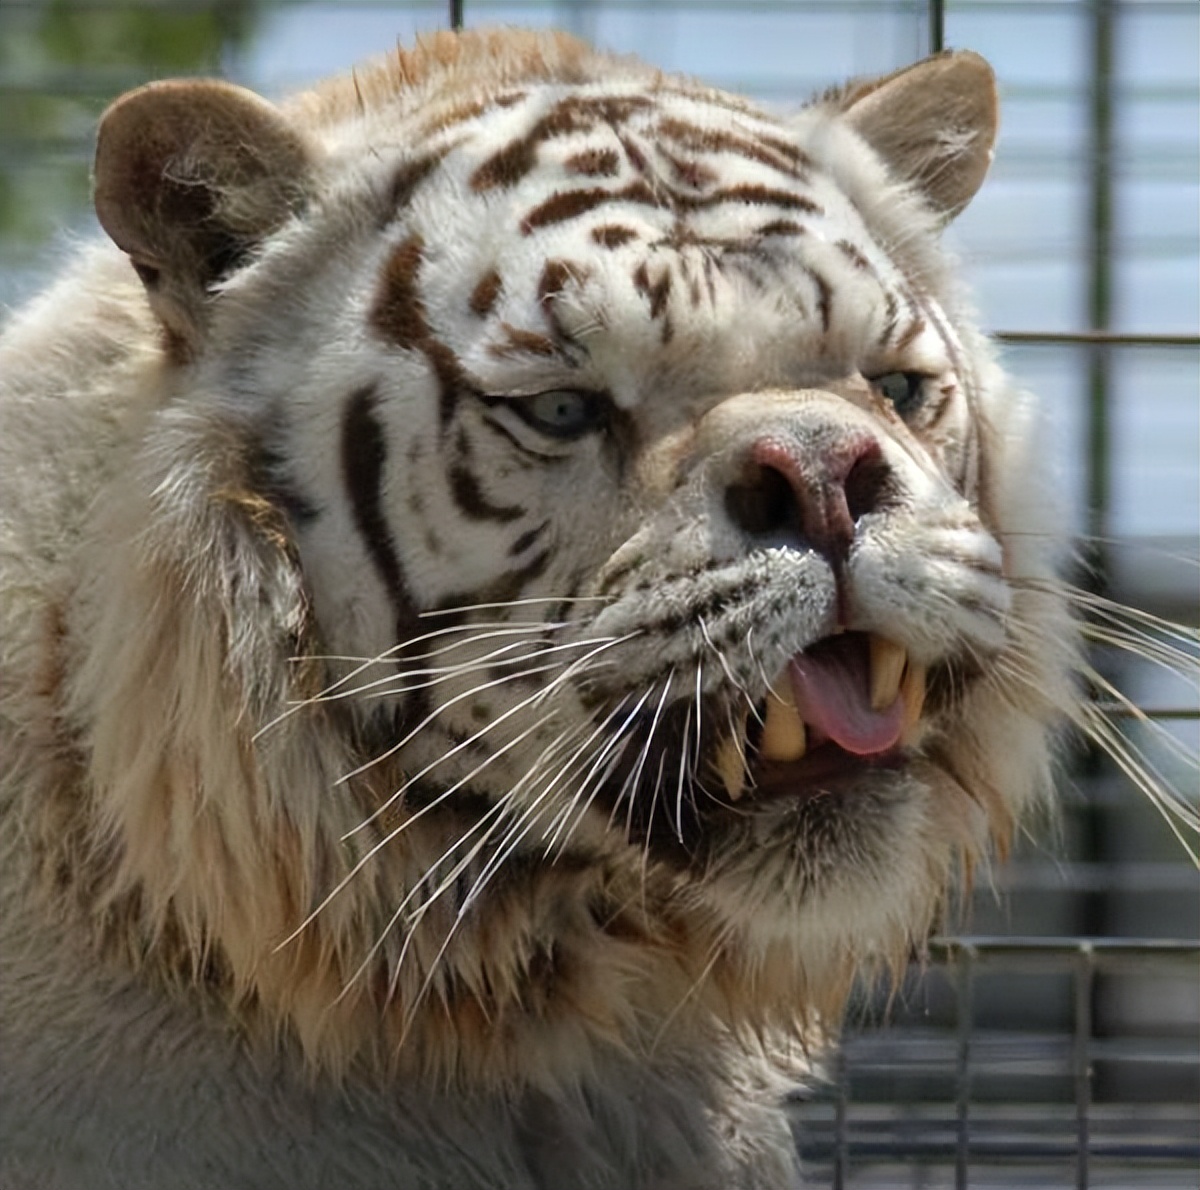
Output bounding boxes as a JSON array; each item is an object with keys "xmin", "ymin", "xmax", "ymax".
[
  {"xmin": 448, "ymin": 460, "xmax": 525, "ymax": 523},
  {"xmin": 341, "ymin": 385, "xmax": 418, "ymax": 625},
  {"xmin": 510, "ymin": 520, "xmax": 550, "ymax": 557}
]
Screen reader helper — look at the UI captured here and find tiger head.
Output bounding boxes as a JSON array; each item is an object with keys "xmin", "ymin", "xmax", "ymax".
[{"xmin": 73, "ymin": 30, "xmax": 1076, "ymax": 1082}]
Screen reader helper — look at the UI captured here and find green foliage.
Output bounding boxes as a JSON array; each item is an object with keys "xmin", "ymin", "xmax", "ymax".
[{"xmin": 0, "ymin": 0, "xmax": 263, "ymax": 252}]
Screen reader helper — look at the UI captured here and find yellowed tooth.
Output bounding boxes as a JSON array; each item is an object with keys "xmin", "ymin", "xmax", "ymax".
[
  {"xmin": 715, "ymin": 727, "xmax": 747, "ymax": 802},
  {"xmin": 760, "ymin": 677, "xmax": 807, "ymax": 762},
  {"xmin": 900, "ymin": 663, "xmax": 927, "ymax": 732},
  {"xmin": 869, "ymin": 635, "xmax": 908, "ymax": 711}
]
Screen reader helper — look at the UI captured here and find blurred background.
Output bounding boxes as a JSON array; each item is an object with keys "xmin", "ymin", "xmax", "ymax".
[{"xmin": 1, "ymin": 1, "xmax": 1196, "ymax": 1185}]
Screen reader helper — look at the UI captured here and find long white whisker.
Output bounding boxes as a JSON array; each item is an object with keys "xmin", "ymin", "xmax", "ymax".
[
  {"xmin": 542, "ymin": 694, "xmax": 639, "ymax": 856},
  {"xmin": 280, "ymin": 713, "xmax": 559, "ymax": 952},
  {"xmin": 254, "ymin": 620, "xmax": 570, "ymax": 739},
  {"xmin": 335, "ymin": 658, "xmax": 588, "ymax": 787},
  {"xmin": 418, "ymin": 594, "xmax": 612, "ymax": 617},
  {"xmin": 342, "ymin": 634, "xmax": 628, "ymax": 706}
]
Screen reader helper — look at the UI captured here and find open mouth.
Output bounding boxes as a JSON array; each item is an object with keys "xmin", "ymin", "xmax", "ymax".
[{"xmin": 713, "ymin": 631, "xmax": 927, "ymax": 802}]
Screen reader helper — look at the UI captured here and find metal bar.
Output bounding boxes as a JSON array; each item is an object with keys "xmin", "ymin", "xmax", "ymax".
[
  {"xmin": 930, "ymin": 937, "xmax": 1200, "ymax": 958},
  {"xmin": 449, "ymin": 0, "xmax": 464, "ymax": 29},
  {"xmin": 954, "ymin": 944, "xmax": 974, "ymax": 1190},
  {"xmin": 1084, "ymin": 0, "xmax": 1116, "ymax": 576},
  {"xmin": 992, "ymin": 330, "xmax": 1200, "ymax": 348},
  {"xmin": 833, "ymin": 1043, "xmax": 848, "ymax": 1190},
  {"xmin": 1091, "ymin": 704, "xmax": 1200, "ymax": 721},
  {"xmin": 929, "ymin": 0, "xmax": 945, "ymax": 54},
  {"xmin": 1074, "ymin": 944, "xmax": 1096, "ymax": 1190}
]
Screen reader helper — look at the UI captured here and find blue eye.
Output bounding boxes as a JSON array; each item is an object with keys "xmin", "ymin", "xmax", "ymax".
[
  {"xmin": 872, "ymin": 371, "xmax": 928, "ymax": 417},
  {"xmin": 515, "ymin": 390, "xmax": 608, "ymax": 438}
]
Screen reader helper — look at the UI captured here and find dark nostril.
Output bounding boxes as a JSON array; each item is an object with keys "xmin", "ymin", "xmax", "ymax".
[
  {"xmin": 725, "ymin": 435, "xmax": 896, "ymax": 561},
  {"xmin": 843, "ymin": 447, "xmax": 894, "ymax": 523},
  {"xmin": 724, "ymin": 463, "xmax": 796, "ymax": 538}
]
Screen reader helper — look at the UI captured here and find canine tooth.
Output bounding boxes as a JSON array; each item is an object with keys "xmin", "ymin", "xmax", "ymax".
[
  {"xmin": 869, "ymin": 636, "xmax": 908, "ymax": 711},
  {"xmin": 760, "ymin": 679, "xmax": 807, "ymax": 762},
  {"xmin": 715, "ymin": 728, "xmax": 747, "ymax": 802},
  {"xmin": 900, "ymin": 663, "xmax": 927, "ymax": 731}
]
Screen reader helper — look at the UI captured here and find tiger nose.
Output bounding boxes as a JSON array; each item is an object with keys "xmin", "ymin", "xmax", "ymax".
[{"xmin": 724, "ymin": 432, "xmax": 894, "ymax": 563}]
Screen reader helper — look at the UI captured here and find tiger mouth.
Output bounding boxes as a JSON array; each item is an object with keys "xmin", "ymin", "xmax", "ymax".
[{"xmin": 713, "ymin": 631, "xmax": 927, "ymax": 803}]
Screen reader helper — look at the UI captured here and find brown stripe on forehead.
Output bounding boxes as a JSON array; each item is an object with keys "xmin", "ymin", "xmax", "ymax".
[
  {"xmin": 417, "ymin": 89, "xmax": 527, "ymax": 137},
  {"xmin": 564, "ymin": 147, "xmax": 621, "ymax": 177},
  {"xmin": 469, "ymin": 269, "xmax": 503, "ymax": 317},
  {"xmin": 521, "ymin": 180, "xmax": 821, "ymax": 234},
  {"xmin": 661, "ymin": 150, "xmax": 718, "ymax": 191},
  {"xmin": 471, "ymin": 93, "xmax": 654, "ymax": 193},
  {"xmin": 536, "ymin": 258, "xmax": 591, "ymax": 347},
  {"xmin": 591, "ymin": 224, "xmax": 639, "ymax": 249},
  {"xmin": 538, "ymin": 258, "xmax": 589, "ymax": 304},
  {"xmin": 757, "ymin": 219, "xmax": 806, "ymax": 238},
  {"xmin": 632, "ymin": 262, "xmax": 671, "ymax": 320},
  {"xmin": 488, "ymin": 324, "xmax": 559, "ymax": 359},
  {"xmin": 656, "ymin": 117, "xmax": 810, "ymax": 180},
  {"xmin": 385, "ymin": 150, "xmax": 450, "ymax": 222},
  {"xmin": 370, "ymin": 234, "xmax": 429, "ymax": 349}
]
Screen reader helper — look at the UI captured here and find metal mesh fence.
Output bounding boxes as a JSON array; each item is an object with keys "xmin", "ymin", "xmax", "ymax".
[
  {"xmin": 1, "ymin": 2, "xmax": 1196, "ymax": 1185},
  {"xmin": 792, "ymin": 938, "xmax": 1199, "ymax": 1188}
]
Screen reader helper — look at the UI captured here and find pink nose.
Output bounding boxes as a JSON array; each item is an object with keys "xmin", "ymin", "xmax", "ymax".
[{"xmin": 725, "ymin": 432, "xmax": 894, "ymax": 563}]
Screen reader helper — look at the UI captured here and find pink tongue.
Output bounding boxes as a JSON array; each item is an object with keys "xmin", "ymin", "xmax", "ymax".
[{"xmin": 788, "ymin": 635, "xmax": 905, "ymax": 757}]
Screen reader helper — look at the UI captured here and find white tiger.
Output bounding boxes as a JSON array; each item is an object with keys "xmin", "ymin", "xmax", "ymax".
[{"xmin": 0, "ymin": 28, "xmax": 1085, "ymax": 1190}]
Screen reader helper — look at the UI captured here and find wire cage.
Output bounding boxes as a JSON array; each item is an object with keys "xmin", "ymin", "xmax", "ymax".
[{"xmin": 1, "ymin": 2, "xmax": 1196, "ymax": 1186}]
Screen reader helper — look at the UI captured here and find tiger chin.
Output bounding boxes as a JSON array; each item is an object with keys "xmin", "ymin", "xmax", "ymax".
[{"xmin": 0, "ymin": 28, "xmax": 1084, "ymax": 1190}]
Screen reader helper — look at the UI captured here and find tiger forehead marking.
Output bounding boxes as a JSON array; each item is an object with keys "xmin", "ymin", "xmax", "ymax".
[{"xmin": 367, "ymin": 84, "xmax": 933, "ymax": 419}]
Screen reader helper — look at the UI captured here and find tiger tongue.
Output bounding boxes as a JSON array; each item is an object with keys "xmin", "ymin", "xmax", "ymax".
[{"xmin": 788, "ymin": 635, "xmax": 905, "ymax": 757}]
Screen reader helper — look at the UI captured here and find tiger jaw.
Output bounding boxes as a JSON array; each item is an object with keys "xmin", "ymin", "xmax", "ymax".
[{"xmin": 713, "ymin": 631, "xmax": 927, "ymax": 804}]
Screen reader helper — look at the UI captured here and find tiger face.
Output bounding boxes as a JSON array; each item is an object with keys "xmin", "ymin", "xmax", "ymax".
[{"xmin": 70, "ymin": 30, "xmax": 1075, "ymax": 1077}]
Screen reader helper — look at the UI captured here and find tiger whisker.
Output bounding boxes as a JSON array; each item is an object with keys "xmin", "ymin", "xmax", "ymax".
[
  {"xmin": 256, "ymin": 620, "xmax": 571, "ymax": 738},
  {"xmin": 283, "ymin": 711, "xmax": 564, "ymax": 953},
  {"xmin": 355, "ymin": 717, "xmax": 590, "ymax": 1003},
  {"xmin": 1015, "ymin": 576, "xmax": 1200, "ymax": 646},
  {"xmin": 417, "ymin": 594, "xmax": 613, "ymax": 618},
  {"xmin": 611, "ymin": 675, "xmax": 674, "ymax": 847},
  {"xmin": 547, "ymin": 740, "xmax": 636, "ymax": 863},
  {"xmin": 1076, "ymin": 664, "xmax": 1199, "ymax": 775},
  {"xmin": 342, "ymin": 651, "xmax": 626, "ymax": 833},
  {"xmin": 1081, "ymin": 624, "xmax": 1199, "ymax": 687},
  {"xmin": 673, "ymin": 699, "xmax": 695, "ymax": 845},
  {"xmin": 336, "ymin": 793, "xmax": 515, "ymax": 1004},
  {"xmin": 323, "ymin": 634, "xmax": 622, "ymax": 706},
  {"xmin": 1077, "ymin": 703, "xmax": 1199, "ymax": 866},
  {"xmin": 530, "ymin": 630, "xmax": 645, "ymax": 707},
  {"xmin": 542, "ymin": 693, "xmax": 641, "ymax": 858},
  {"xmin": 396, "ymin": 738, "xmax": 604, "ymax": 1038},
  {"xmin": 335, "ymin": 657, "xmax": 592, "ymax": 788},
  {"xmin": 697, "ymin": 615, "xmax": 752, "ymax": 705}
]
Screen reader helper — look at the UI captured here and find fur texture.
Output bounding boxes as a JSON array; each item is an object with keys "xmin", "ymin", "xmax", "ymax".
[{"xmin": 1, "ymin": 30, "xmax": 1082, "ymax": 1189}]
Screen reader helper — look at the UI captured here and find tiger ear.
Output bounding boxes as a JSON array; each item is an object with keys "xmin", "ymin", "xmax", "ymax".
[
  {"xmin": 94, "ymin": 79, "xmax": 314, "ymax": 355},
  {"xmin": 839, "ymin": 50, "xmax": 998, "ymax": 220}
]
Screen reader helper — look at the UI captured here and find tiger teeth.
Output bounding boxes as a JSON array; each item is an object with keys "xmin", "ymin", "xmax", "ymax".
[
  {"xmin": 869, "ymin": 635, "xmax": 908, "ymax": 711},
  {"xmin": 900, "ymin": 662, "xmax": 927, "ymax": 733},
  {"xmin": 759, "ymin": 674, "xmax": 807, "ymax": 762},
  {"xmin": 714, "ymin": 717, "xmax": 748, "ymax": 802}
]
